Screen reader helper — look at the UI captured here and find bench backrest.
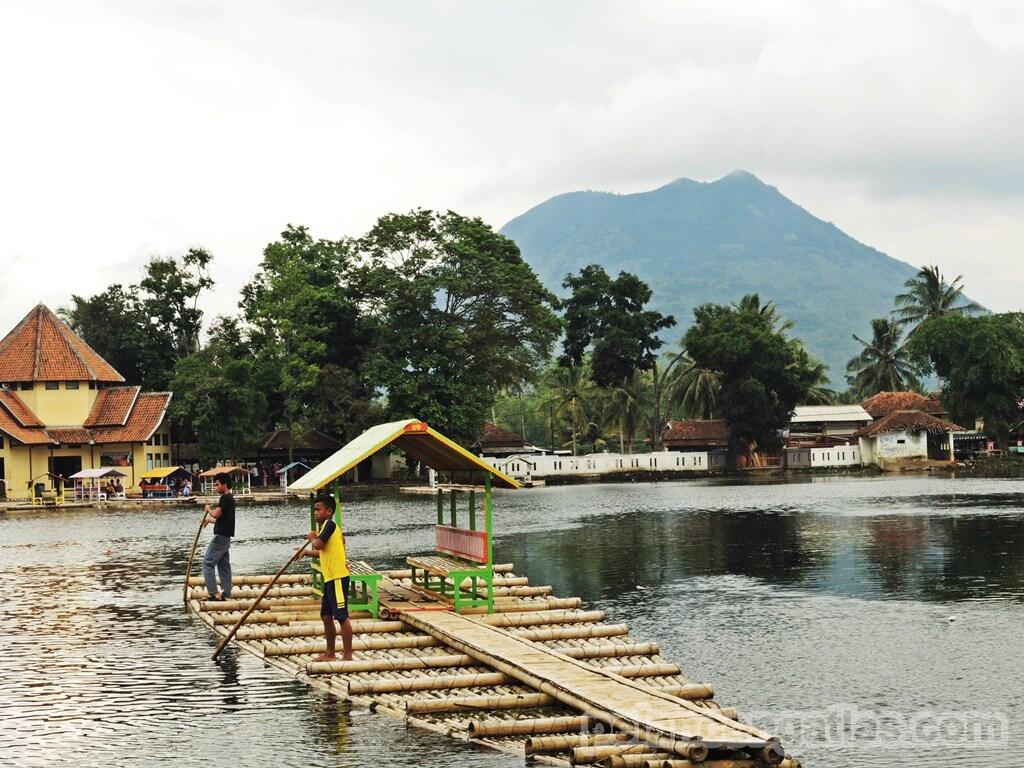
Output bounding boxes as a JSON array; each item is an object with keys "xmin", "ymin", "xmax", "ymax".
[{"xmin": 435, "ymin": 524, "xmax": 488, "ymax": 565}]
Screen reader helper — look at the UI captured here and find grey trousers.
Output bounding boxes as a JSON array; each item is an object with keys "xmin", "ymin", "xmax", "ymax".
[{"xmin": 203, "ymin": 534, "xmax": 232, "ymax": 598}]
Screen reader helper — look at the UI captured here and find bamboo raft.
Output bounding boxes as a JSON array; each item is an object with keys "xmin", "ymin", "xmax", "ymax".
[{"xmin": 187, "ymin": 562, "xmax": 800, "ymax": 767}]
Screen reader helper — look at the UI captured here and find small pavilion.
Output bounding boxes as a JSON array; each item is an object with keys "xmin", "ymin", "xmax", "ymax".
[
  {"xmin": 198, "ymin": 466, "xmax": 253, "ymax": 496},
  {"xmin": 68, "ymin": 467, "xmax": 127, "ymax": 501}
]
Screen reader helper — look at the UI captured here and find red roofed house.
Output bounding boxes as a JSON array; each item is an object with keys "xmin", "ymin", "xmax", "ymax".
[
  {"xmin": 0, "ymin": 305, "xmax": 172, "ymax": 499},
  {"xmin": 661, "ymin": 419, "xmax": 731, "ymax": 452}
]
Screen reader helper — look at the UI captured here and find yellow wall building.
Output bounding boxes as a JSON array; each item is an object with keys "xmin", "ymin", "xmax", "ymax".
[{"xmin": 0, "ymin": 305, "xmax": 172, "ymax": 500}]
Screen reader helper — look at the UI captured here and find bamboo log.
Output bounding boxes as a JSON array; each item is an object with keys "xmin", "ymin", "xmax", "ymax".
[
  {"xmin": 525, "ymin": 733, "xmax": 631, "ymax": 754},
  {"xmin": 188, "ymin": 573, "xmax": 311, "ymax": 586},
  {"xmin": 477, "ymin": 610, "xmax": 605, "ymax": 628},
  {"xmin": 192, "ymin": 585, "xmax": 313, "ymax": 599},
  {"xmin": 468, "ymin": 715, "xmax": 590, "ymax": 738},
  {"xmin": 235, "ymin": 619, "xmax": 404, "ymax": 641},
  {"xmin": 200, "ymin": 598, "xmax": 321, "ymax": 612},
  {"xmin": 183, "ymin": 513, "xmax": 207, "ymax": 605},
  {"xmin": 263, "ymin": 634, "xmax": 439, "ymax": 656},
  {"xmin": 521, "ymin": 624, "xmax": 629, "ymax": 641},
  {"xmin": 573, "ymin": 743, "xmax": 667, "ymax": 764},
  {"xmin": 345, "ymin": 671, "xmax": 507, "ymax": 695},
  {"xmin": 404, "ymin": 692, "xmax": 553, "ymax": 714},
  {"xmin": 306, "ymin": 653, "xmax": 474, "ymax": 675},
  {"xmin": 601, "ymin": 663, "xmax": 681, "ymax": 679},
  {"xmin": 559, "ymin": 642, "xmax": 659, "ymax": 660},
  {"xmin": 600, "ymin": 756, "xmax": 672, "ymax": 768},
  {"xmin": 654, "ymin": 751, "xmax": 801, "ymax": 767},
  {"xmin": 642, "ymin": 684, "xmax": 714, "ymax": 701}
]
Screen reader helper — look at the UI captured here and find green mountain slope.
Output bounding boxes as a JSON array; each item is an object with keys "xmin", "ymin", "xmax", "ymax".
[{"xmin": 500, "ymin": 170, "xmax": 921, "ymax": 384}]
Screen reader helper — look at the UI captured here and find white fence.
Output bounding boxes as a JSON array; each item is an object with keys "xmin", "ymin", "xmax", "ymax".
[
  {"xmin": 489, "ymin": 450, "xmax": 725, "ymax": 481},
  {"xmin": 784, "ymin": 444, "xmax": 862, "ymax": 469}
]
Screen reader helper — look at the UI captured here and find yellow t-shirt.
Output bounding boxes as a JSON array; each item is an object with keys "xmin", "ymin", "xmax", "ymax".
[{"xmin": 317, "ymin": 518, "xmax": 349, "ymax": 581}]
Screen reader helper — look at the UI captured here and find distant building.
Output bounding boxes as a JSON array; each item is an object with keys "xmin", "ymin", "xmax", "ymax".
[
  {"xmin": 861, "ymin": 391, "xmax": 946, "ymax": 420},
  {"xmin": 475, "ymin": 422, "xmax": 544, "ymax": 458},
  {"xmin": 661, "ymin": 419, "xmax": 730, "ymax": 453},
  {"xmin": 0, "ymin": 305, "xmax": 172, "ymax": 499},
  {"xmin": 855, "ymin": 410, "xmax": 963, "ymax": 466},
  {"xmin": 788, "ymin": 405, "xmax": 873, "ymax": 443}
]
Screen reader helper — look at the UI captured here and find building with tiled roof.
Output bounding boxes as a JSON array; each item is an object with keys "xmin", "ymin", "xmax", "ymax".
[
  {"xmin": 860, "ymin": 391, "xmax": 946, "ymax": 420},
  {"xmin": 661, "ymin": 419, "xmax": 731, "ymax": 451},
  {"xmin": 0, "ymin": 305, "xmax": 173, "ymax": 500}
]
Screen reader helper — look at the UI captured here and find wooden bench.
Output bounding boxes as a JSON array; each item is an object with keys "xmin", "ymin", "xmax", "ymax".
[
  {"xmin": 311, "ymin": 559, "xmax": 382, "ymax": 619},
  {"xmin": 407, "ymin": 524, "xmax": 494, "ymax": 613}
]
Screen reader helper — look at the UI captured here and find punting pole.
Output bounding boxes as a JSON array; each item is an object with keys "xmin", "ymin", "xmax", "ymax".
[
  {"xmin": 183, "ymin": 511, "xmax": 207, "ymax": 605},
  {"xmin": 211, "ymin": 539, "xmax": 309, "ymax": 661}
]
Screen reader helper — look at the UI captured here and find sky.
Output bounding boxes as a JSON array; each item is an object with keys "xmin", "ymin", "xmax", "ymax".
[{"xmin": 1, "ymin": 0, "xmax": 1023, "ymax": 334}]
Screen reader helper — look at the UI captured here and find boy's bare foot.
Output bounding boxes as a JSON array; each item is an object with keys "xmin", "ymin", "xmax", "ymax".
[
  {"xmin": 342, "ymin": 654, "xmax": 353, "ymax": 662},
  {"xmin": 312, "ymin": 652, "xmax": 336, "ymax": 662}
]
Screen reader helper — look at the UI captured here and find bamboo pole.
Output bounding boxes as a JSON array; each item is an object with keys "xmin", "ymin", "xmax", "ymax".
[
  {"xmin": 468, "ymin": 715, "xmax": 590, "ymax": 737},
  {"xmin": 188, "ymin": 574, "xmax": 311, "ymax": 586},
  {"xmin": 525, "ymin": 733, "xmax": 631, "ymax": 754},
  {"xmin": 600, "ymin": 755, "xmax": 672, "ymax": 768},
  {"xmin": 478, "ymin": 610, "xmax": 605, "ymax": 628},
  {"xmin": 211, "ymin": 539, "xmax": 309, "ymax": 661},
  {"xmin": 263, "ymin": 634, "xmax": 439, "ymax": 656},
  {"xmin": 647, "ymin": 684, "xmax": 714, "ymax": 700},
  {"xmin": 403, "ymin": 692, "xmax": 552, "ymax": 714},
  {"xmin": 183, "ymin": 512, "xmax": 207, "ymax": 605},
  {"xmin": 345, "ymin": 671, "xmax": 507, "ymax": 695},
  {"xmin": 600, "ymin": 663, "xmax": 681, "ymax": 679},
  {"xmin": 573, "ymin": 743, "xmax": 673, "ymax": 764},
  {"xmin": 521, "ymin": 624, "xmax": 629, "ymax": 641},
  {"xmin": 559, "ymin": 642, "xmax": 659, "ymax": 660},
  {"xmin": 200, "ymin": 597, "xmax": 321, "ymax": 612},
  {"xmin": 306, "ymin": 653, "xmax": 474, "ymax": 675},
  {"xmin": 234, "ymin": 619, "xmax": 405, "ymax": 641}
]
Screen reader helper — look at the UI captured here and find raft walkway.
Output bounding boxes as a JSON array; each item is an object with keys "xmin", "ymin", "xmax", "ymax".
[{"xmin": 187, "ymin": 563, "xmax": 798, "ymax": 767}]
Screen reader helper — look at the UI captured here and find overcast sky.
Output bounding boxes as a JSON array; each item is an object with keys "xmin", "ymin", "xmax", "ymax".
[{"xmin": 1, "ymin": 0, "xmax": 1022, "ymax": 334}]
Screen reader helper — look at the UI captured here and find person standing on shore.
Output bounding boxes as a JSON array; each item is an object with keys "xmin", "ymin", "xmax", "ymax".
[
  {"xmin": 303, "ymin": 493, "xmax": 352, "ymax": 662},
  {"xmin": 202, "ymin": 473, "xmax": 235, "ymax": 601}
]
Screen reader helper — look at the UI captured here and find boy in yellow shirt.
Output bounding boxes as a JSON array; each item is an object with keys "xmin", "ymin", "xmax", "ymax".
[{"xmin": 303, "ymin": 494, "xmax": 353, "ymax": 662}]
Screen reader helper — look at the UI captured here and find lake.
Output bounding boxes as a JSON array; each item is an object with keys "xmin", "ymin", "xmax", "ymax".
[{"xmin": 1, "ymin": 475, "xmax": 1021, "ymax": 767}]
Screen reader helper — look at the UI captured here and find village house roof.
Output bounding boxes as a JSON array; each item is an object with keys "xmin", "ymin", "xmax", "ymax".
[
  {"xmin": 0, "ymin": 389, "xmax": 44, "ymax": 427},
  {"xmin": 88, "ymin": 392, "xmax": 172, "ymax": 443},
  {"xmin": 0, "ymin": 304, "xmax": 125, "ymax": 383},
  {"xmin": 790, "ymin": 405, "xmax": 872, "ymax": 424},
  {"xmin": 854, "ymin": 410, "xmax": 963, "ymax": 438},
  {"xmin": 84, "ymin": 386, "xmax": 142, "ymax": 427},
  {"xmin": 477, "ymin": 422, "xmax": 526, "ymax": 448},
  {"xmin": 860, "ymin": 391, "xmax": 944, "ymax": 420},
  {"xmin": 0, "ymin": 404, "xmax": 54, "ymax": 444},
  {"xmin": 260, "ymin": 428, "xmax": 342, "ymax": 453},
  {"xmin": 662, "ymin": 419, "xmax": 731, "ymax": 448}
]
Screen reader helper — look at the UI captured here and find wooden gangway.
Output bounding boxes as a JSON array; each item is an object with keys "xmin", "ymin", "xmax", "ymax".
[
  {"xmin": 187, "ymin": 561, "xmax": 798, "ymax": 767},
  {"xmin": 401, "ymin": 609, "xmax": 776, "ymax": 757}
]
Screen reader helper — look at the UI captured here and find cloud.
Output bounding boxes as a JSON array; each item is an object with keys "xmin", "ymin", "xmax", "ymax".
[{"xmin": 0, "ymin": 0, "xmax": 1021, "ymax": 336}]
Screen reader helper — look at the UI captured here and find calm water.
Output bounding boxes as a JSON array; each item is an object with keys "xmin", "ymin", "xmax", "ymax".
[{"xmin": 1, "ymin": 476, "xmax": 1021, "ymax": 767}]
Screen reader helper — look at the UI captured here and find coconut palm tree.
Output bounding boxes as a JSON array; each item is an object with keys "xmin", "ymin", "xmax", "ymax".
[
  {"xmin": 541, "ymin": 363, "xmax": 598, "ymax": 456},
  {"xmin": 846, "ymin": 317, "xmax": 923, "ymax": 396},
  {"xmin": 733, "ymin": 293, "xmax": 795, "ymax": 335},
  {"xmin": 790, "ymin": 345, "xmax": 835, "ymax": 404},
  {"xmin": 603, "ymin": 370, "xmax": 647, "ymax": 453},
  {"xmin": 668, "ymin": 358, "xmax": 721, "ymax": 420},
  {"xmin": 893, "ymin": 265, "xmax": 982, "ymax": 334}
]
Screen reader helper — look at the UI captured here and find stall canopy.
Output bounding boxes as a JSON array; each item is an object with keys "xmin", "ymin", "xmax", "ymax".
[
  {"xmin": 289, "ymin": 419, "xmax": 519, "ymax": 494},
  {"xmin": 276, "ymin": 461, "xmax": 311, "ymax": 476},
  {"xmin": 198, "ymin": 466, "xmax": 250, "ymax": 478},
  {"xmin": 69, "ymin": 468, "xmax": 127, "ymax": 480},
  {"xmin": 140, "ymin": 466, "xmax": 192, "ymax": 481}
]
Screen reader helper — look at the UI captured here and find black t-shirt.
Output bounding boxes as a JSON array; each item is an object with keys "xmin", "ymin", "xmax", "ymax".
[{"xmin": 214, "ymin": 492, "xmax": 236, "ymax": 537}]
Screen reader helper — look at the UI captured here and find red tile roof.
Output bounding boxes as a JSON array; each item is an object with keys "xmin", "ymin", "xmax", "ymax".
[
  {"xmin": 0, "ymin": 304, "xmax": 125, "ymax": 383},
  {"xmin": 854, "ymin": 410, "xmax": 963, "ymax": 438},
  {"xmin": 477, "ymin": 422, "xmax": 526, "ymax": 447},
  {"xmin": 860, "ymin": 391, "xmax": 944, "ymax": 419},
  {"xmin": 47, "ymin": 428, "xmax": 93, "ymax": 445},
  {"xmin": 89, "ymin": 392, "xmax": 171, "ymax": 444},
  {"xmin": 84, "ymin": 386, "xmax": 141, "ymax": 427},
  {"xmin": 0, "ymin": 407, "xmax": 53, "ymax": 445},
  {"xmin": 662, "ymin": 419, "xmax": 731, "ymax": 448},
  {"xmin": 0, "ymin": 389, "xmax": 43, "ymax": 427}
]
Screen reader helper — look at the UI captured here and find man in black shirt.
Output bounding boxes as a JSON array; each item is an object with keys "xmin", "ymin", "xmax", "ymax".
[{"xmin": 202, "ymin": 472, "xmax": 236, "ymax": 601}]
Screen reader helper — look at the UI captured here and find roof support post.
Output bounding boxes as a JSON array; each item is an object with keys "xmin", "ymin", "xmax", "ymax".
[
  {"xmin": 436, "ymin": 486, "xmax": 444, "ymax": 525},
  {"xmin": 468, "ymin": 487, "xmax": 476, "ymax": 531},
  {"xmin": 450, "ymin": 485, "xmax": 457, "ymax": 528}
]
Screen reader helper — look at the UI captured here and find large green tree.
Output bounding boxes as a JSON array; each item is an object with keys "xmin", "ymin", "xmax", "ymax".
[
  {"xmin": 355, "ymin": 210, "xmax": 560, "ymax": 443},
  {"xmin": 909, "ymin": 313, "xmax": 1024, "ymax": 448},
  {"xmin": 560, "ymin": 265, "xmax": 675, "ymax": 389},
  {"xmin": 846, "ymin": 317, "xmax": 923, "ymax": 397},
  {"xmin": 893, "ymin": 265, "xmax": 982, "ymax": 334},
  {"xmin": 683, "ymin": 302, "xmax": 815, "ymax": 455}
]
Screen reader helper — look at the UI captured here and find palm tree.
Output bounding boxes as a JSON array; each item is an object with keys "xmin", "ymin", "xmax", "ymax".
[
  {"xmin": 790, "ymin": 345, "xmax": 834, "ymax": 404},
  {"xmin": 603, "ymin": 370, "xmax": 647, "ymax": 453},
  {"xmin": 733, "ymin": 293, "xmax": 795, "ymax": 335},
  {"xmin": 893, "ymin": 265, "xmax": 982, "ymax": 334},
  {"xmin": 668, "ymin": 358, "xmax": 721, "ymax": 420},
  {"xmin": 541, "ymin": 364, "xmax": 598, "ymax": 456},
  {"xmin": 846, "ymin": 317, "xmax": 923, "ymax": 396}
]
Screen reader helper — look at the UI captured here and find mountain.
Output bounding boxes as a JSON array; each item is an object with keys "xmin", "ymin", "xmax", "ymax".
[{"xmin": 500, "ymin": 170, "xmax": 920, "ymax": 385}]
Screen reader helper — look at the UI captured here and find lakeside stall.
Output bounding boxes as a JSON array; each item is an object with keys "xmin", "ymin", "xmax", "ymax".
[
  {"xmin": 198, "ymin": 466, "xmax": 252, "ymax": 497},
  {"xmin": 139, "ymin": 466, "xmax": 195, "ymax": 498},
  {"xmin": 68, "ymin": 468, "xmax": 127, "ymax": 501}
]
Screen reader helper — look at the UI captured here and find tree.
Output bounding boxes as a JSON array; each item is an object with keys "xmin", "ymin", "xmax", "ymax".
[
  {"xmin": 909, "ymin": 313, "xmax": 1024, "ymax": 448},
  {"xmin": 63, "ymin": 249, "xmax": 215, "ymax": 390},
  {"xmin": 733, "ymin": 293, "xmax": 795, "ymax": 335},
  {"xmin": 683, "ymin": 301, "xmax": 814, "ymax": 456},
  {"xmin": 240, "ymin": 225, "xmax": 371, "ymax": 443},
  {"xmin": 669, "ymin": 359, "xmax": 720, "ymax": 420},
  {"xmin": 541, "ymin": 363, "xmax": 599, "ymax": 455},
  {"xmin": 356, "ymin": 210, "xmax": 560, "ymax": 444},
  {"xmin": 560, "ymin": 265, "xmax": 675, "ymax": 389},
  {"xmin": 791, "ymin": 345, "xmax": 835, "ymax": 405},
  {"xmin": 603, "ymin": 369, "xmax": 647, "ymax": 453},
  {"xmin": 846, "ymin": 318, "xmax": 923, "ymax": 397},
  {"xmin": 169, "ymin": 333, "xmax": 267, "ymax": 465},
  {"xmin": 893, "ymin": 265, "xmax": 982, "ymax": 335}
]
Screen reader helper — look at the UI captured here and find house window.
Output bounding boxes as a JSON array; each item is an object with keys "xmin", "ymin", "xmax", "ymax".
[
  {"xmin": 45, "ymin": 382, "xmax": 59, "ymax": 390},
  {"xmin": 88, "ymin": 381, "xmax": 96, "ymax": 390},
  {"xmin": 146, "ymin": 454, "xmax": 154, "ymax": 471},
  {"xmin": 20, "ymin": 382, "xmax": 32, "ymax": 390},
  {"xmin": 65, "ymin": 381, "xmax": 79, "ymax": 390},
  {"xmin": 896, "ymin": 439, "xmax": 906, "ymax": 445},
  {"xmin": 163, "ymin": 434, "xmax": 170, "ymax": 446},
  {"xmin": 0, "ymin": 436, "xmax": 4, "ymax": 449}
]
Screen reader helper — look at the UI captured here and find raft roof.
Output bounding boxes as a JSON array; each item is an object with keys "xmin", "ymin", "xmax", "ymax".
[{"xmin": 289, "ymin": 419, "xmax": 519, "ymax": 493}]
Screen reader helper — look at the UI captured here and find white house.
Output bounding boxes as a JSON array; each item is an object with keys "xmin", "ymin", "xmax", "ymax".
[
  {"xmin": 855, "ymin": 410, "xmax": 963, "ymax": 466},
  {"xmin": 789, "ymin": 405, "xmax": 873, "ymax": 441}
]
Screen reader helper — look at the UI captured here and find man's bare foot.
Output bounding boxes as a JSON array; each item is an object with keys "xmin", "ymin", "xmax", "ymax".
[
  {"xmin": 342, "ymin": 654, "xmax": 353, "ymax": 662},
  {"xmin": 312, "ymin": 652, "xmax": 336, "ymax": 662}
]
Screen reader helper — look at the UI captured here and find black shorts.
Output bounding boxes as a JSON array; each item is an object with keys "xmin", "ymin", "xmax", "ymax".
[{"xmin": 321, "ymin": 577, "xmax": 350, "ymax": 622}]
